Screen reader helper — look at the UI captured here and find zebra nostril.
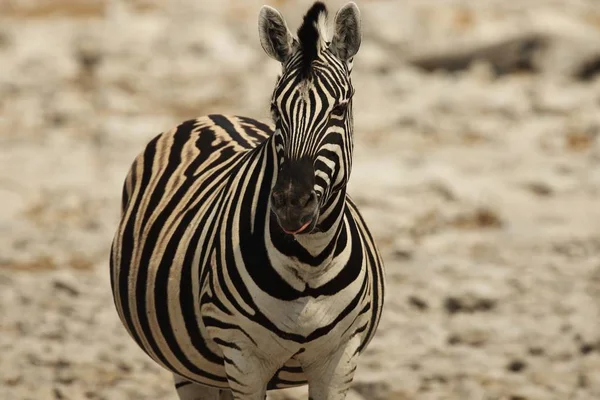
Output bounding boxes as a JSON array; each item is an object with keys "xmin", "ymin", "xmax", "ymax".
[
  {"xmin": 305, "ymin": 191, "xmax": 318, "ymax": 208},
  {"xmin": 271, "ymin": 192, "xmax": 285, "ymax": 209}
]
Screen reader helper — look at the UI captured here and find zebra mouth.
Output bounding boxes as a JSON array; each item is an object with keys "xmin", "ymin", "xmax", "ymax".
[
  {"xmin": 281, "ymin": 219, "xmax": 313, "ymax": 235},
  {"xmin": 270, "ymin": 190, "xmax": 320, "ymax": 235}
]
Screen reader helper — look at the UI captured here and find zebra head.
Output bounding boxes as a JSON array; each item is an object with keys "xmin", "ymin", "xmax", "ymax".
[{"xmin": 259, "ymin": 1, "xmax": 361, "ymax": 235}]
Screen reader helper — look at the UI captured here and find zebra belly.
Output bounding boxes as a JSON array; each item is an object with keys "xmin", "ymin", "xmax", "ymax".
[
  {"xmin": 197, "ymin": 290, "xmax": 373, "ymax": 390},
  {"xmin": 115, "ymin": 285, "xmax": 310, "ymax": 390}
]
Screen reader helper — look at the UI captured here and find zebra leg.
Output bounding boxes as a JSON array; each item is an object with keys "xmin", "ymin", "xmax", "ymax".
[
  {"xmin": 302, "ymin": 336, "xmax": 362, "ymax": 400},
  {"xmin": 173, "ymin": 373, "xmax": 234, "ymax": 400},
  {"xmin": 219, "ymin": 347, "xmax": 277, "ymax": 400}
]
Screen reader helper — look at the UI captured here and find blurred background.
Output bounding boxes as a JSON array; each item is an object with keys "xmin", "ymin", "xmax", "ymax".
[{"xmin": 1, "ymin": 0, "xmax": 600, "ymax": 399}]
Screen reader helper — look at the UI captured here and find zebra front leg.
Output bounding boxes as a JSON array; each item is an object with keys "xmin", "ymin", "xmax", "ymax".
[
  {"xmin": 302, "ymin": 336, "xmax": 362, "ymax": 400},
  {"xmin": 219, "ymin": 346, "xmax": 278, "ymax": 400},
  {"xmin": 173, "ymin": 374, "xmax": 233, "ymax": 400}
]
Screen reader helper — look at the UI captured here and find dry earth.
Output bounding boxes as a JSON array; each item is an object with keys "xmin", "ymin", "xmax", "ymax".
[{"xmin": 1, "ymin": 1, "xmax": 600, "ymax": 399}]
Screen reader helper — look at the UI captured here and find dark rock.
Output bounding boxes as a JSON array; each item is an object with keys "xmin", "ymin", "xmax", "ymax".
[
  {"xmin": 447, "ymin": 334, "xmax": 461, "ymax": 345},
  {"xmin": 525, "ymin": 181, "xmax": 553, "ymax": 197},
  {"xmin": 528, "ymin": 346, "xmax": 545, "ymax": 356},
  {"xmin": 444, "ymin": 297, "xmax": 462, "ymax": 314},
  {"xmin": 443, "ymin": 296, "xmax": 497, "ymax": 314},
  {"xmin": 575, "ymin": 54, "xmax": 600, "ymax": 81},
  {"xmin": 393, "ymin": 249, "xmax": 413, "ymax": 260},
  {"xmin": 507, "ymin": 359, "xmax": 527, "ymax": 373},
  {"xmin": 580, "ymin": 342, "xmax": 597, "ymax": 355},
  {"xmin": 408, "ymin": 34, "xmax": 549, "ymax": 77},
  {"xmin": 53, "ymin": 279, "xmax": 79, "ymax": 297},
  {"xmin": 407, "ymin": 295, "xmax": 428, "ymax": 310}
]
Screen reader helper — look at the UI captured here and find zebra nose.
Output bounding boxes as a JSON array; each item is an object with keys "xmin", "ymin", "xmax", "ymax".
[{"xmin": 271, "ymin": 190, "xmax": 317, "ymax": 213}]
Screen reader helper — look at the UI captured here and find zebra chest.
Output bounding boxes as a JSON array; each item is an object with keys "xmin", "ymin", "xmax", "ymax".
[
  {"xmin": 262, "ymin": 286, "xmax": 362, "ymax": 341},
  {"xmin": 273, "ymin": 297, "xmax": 333, "ymax": 335}
]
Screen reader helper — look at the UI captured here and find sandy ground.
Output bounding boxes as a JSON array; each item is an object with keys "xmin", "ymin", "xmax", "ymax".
[{"xmin": 1, "ymin": 0, "xmax": 600, "ymax": 399}]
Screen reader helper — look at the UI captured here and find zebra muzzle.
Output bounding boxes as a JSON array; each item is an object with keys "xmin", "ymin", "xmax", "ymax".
[{"xmin": 270, "ymin": 190, "xmax": 319, "ymax": 235}]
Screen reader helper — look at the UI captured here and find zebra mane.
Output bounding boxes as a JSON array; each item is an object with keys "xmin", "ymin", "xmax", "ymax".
[{"xmin": 297, "ymin": 2, "xmax": 328, "ymax": 79}]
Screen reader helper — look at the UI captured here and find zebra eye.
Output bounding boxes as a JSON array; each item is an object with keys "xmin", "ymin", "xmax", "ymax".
[{"xmin": 331, "ymin": 102, "xmax": 347, "ymax": 115}]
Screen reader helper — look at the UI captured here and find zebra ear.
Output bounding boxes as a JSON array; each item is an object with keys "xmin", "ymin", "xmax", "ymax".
[
  {"xmin": 330, "ymin": 2, "xmax": 362, "ymax": 62},
  {"xmin": 258, "ymin": 6, "xmax": 294, "ymax": 63}
]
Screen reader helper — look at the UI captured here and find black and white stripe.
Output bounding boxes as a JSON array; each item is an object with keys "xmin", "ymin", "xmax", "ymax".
[{"xmin": 110, "ymin": 3, "xmax": 384, "ymax": 400}]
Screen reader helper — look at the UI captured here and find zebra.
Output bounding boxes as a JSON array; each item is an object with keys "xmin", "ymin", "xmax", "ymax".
[{"xmin": 109, "ymin": 2, "xmax": 385, "ymax": 399}]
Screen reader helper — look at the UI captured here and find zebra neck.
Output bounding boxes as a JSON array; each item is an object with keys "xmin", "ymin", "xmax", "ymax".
[{"xmin": 294, "ymin": 189, "xmax": 346, "ymax": 256}]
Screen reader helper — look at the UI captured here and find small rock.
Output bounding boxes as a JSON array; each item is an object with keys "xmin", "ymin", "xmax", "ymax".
[
  {"xmin": 580, "ymin": 342, "xmax": 597, "ymax": 355},
  {"xmin": 444, "ymin": 297, "xmax": 463, "ymax": 314},
  {"xmin": 407, "ymin": 295, "xmax": 429, "ymax": 311},
  {"xmin": 524, "ymin": 181, "xmax": 554, "ymax": 196},
  {"xmin": 443, "ymin": 296, "xmax": 496, "ymax": 314},
  {"xmin": 393, "ymin": 249, "xmax": 413, "ymax": 260},
  {"xmin": 53, "ymin": 279, "xmax": 80, "ymax": 297},
  {"xmin": 509, "ymin": 396, "xmax": 527, "ymax": 400},
  {"xmin": 54, "ymin": 387, "xmax": 65, "ymax": 400},
  {"xmin": 450, "ymin": 207, "xmax": 503, "ymax": 230},
  {"xmin": 447, "ymin": 334, "xmax": 461, "ymax": 345},
  {"xmin": 528, "ymin": 346, "xmax": 545, "ymax": 356},
  {"xmin": 507, "ymin": 359, "xmax": 527, "ymax": 373}
]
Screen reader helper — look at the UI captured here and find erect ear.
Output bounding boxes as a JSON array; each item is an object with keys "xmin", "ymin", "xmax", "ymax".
[
  {"xmin": 330, "ymin": 2, "xmax": 362, "ymax": 62},
  {"xmin": 258, "ymin": 5, "xmax": 294, "ymax": 63}
]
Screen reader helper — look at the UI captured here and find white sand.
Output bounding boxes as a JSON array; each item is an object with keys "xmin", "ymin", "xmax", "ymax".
[{"xmin": 1, "ymin": 1, "xmax": 599, "ymax": 399}]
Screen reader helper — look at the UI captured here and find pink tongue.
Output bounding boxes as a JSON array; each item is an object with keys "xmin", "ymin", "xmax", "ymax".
[{"xmin": 282, "ymin": 220, "xmax": 312, "ymax": 235}]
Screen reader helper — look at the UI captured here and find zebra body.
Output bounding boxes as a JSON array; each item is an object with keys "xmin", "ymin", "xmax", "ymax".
[{"xmin": 110, "ymin": 3, "xmax": 384, "ymax": 400}]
